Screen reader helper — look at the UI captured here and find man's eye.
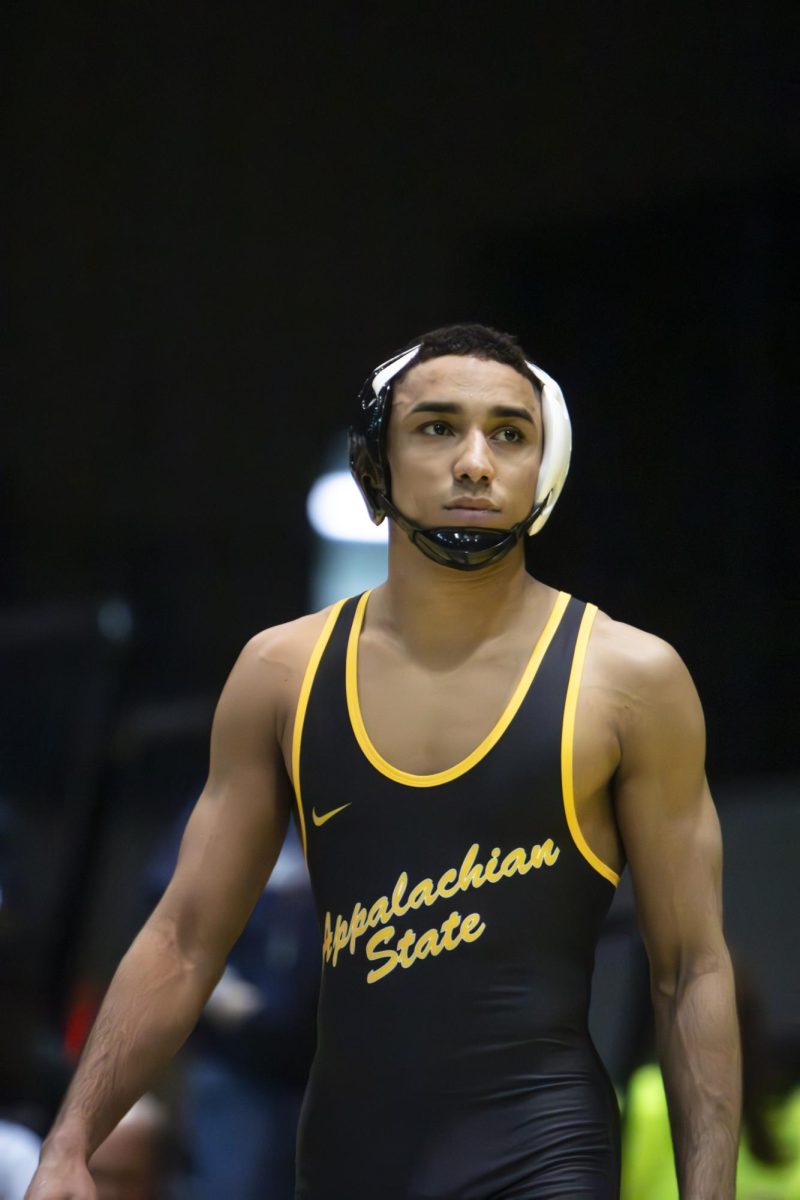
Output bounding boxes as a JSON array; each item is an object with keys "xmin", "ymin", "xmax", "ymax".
[
  {"xmin": 494, "ymin": 427, "xmax": 524, "ymax": 443},
  {"xmin": 422, "ymin": 421, "xmax": 452, "ymax": 436}
]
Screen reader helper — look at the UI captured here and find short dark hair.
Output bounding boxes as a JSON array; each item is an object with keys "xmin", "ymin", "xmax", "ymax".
[{"xmin": 395, "ymin": 323, "xmax": 538, "ymax": 391}]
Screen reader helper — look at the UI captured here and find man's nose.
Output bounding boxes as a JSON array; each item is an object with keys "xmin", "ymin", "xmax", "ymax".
[{"xmin": 453, "ymin": 429, "xmax": 494, "ymax": 484}]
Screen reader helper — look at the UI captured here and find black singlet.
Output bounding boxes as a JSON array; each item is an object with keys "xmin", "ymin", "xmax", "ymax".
[{"xmin": 291, "ymin": 591, "xmax": 621, "ymax": 1200}]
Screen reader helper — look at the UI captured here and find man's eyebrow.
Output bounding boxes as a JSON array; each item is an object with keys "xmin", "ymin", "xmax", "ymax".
[
  {"xmin": 407, "ymin": 401, "xmax": 535, "ymax": 424},
  {"xmin": 491, "ymin": 404, "xmax": 535, "ymax": 424}
]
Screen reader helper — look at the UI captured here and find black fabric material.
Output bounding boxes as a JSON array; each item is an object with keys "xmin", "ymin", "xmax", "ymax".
[{"xmin": 295, "ymin": 593, "xmax": 620, "ymax": 1199}]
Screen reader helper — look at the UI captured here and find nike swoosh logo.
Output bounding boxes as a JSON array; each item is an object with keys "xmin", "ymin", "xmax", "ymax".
[{"xmin": 311, "ymin": 803, "xmax": 351, "ymax": 827}]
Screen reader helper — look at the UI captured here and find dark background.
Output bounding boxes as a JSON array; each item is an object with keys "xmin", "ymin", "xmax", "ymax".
[
  {"xmin": 3, "ymin": 0, "xmax": 798, "ymax": 1088},
  {"xmin": 6, "ymin": 1, "xmax": 797, "ymax": 769}
]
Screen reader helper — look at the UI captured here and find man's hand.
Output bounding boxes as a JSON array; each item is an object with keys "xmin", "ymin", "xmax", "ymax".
[{"xmin": 25, "ymin": 1152, "xmax": 96, "ymax": 1200}]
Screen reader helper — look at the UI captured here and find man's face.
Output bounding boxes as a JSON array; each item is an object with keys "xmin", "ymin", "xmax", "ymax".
[{"xmin": 385, "ymin": 355, "xmax": 542, "ymax": 531}]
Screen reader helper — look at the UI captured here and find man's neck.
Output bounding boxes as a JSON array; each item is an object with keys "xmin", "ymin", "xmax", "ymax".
[{"xmin": 367, "ymin": 530, "xmax": 548, "ymax": 666}]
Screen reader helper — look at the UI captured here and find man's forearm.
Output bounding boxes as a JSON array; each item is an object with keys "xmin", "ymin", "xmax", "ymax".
[
  {"xmin": 42, "ymin": 914, "xmax": 219, "ymax": 1164},
  {"xmin": 653, "ymin": 954, "xmax": 741, "ymax": 1200}
]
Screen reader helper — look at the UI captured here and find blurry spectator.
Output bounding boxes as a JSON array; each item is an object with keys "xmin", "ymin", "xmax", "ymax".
[
  {"xmin": 0, "ymin": 1120, "xmax": 40, "ymax": 1200},
  {"xmin": 621, "ymin": 962, "xmax": 800, "ymax": 1198},
  {"xmin": 145, "ymin": 814, "xmax": 319, "ymax": 1200},
  {"xmin": 88, "ymin": 1095, "xmax": 177, "ymax": 1200}
]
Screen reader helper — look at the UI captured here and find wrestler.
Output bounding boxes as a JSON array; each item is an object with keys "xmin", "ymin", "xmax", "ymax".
[{"xmin": 27, "ymin": 324, "xmax": 740, "ymax": 1199}]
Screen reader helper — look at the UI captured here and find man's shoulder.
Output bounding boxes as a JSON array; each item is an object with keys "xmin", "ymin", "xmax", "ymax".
[
  {"xmin": 244, "ymin": 604, "xmax": 345, "ymax": 672},
  {"xmin": 585, "ymin": 606, "xmax": 698, "ymax": 712},
  {"xmin": 237, "ymin": 601, "xmax": 347, "ymax": 690},
  {"xmin": 215, "ymin": 602, "xmax": 349, "ymax": 735}
]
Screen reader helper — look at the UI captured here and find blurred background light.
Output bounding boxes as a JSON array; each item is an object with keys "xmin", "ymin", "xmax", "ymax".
[
  {"xmin": 306, "ymin": 445, "xmax": 389, "ymax": 610},
  {"xmin": 306, "ymin": 471, "xmax": 388, "ymax": 545},
  {"xmin": 96, "ymin": 599, "xmax": 134, "ymax": 644}
]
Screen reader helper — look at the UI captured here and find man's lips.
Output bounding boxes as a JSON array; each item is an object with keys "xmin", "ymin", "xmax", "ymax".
[
  {"xmin": 442, "ymin": 500, "xmax": 503, "ymax": 524},
  {"xmin": 444, "ymin": 498, "xmax": 499, "ymax": 511}
]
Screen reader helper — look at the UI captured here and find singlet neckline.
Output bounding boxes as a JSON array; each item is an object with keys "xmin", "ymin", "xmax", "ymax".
[{"xmin": 344, "ymin": 589, "xmax": 572, "ymax": 789}]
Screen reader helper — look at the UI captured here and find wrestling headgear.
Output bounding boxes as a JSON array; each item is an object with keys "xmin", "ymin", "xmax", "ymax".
[{"xmin": 349, "ymin": 345, "xmax": 572, "ymax": 571}]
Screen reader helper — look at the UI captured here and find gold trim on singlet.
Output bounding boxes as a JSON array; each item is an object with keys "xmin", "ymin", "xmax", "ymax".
[
  {"xmin": 346, "ymin": 589, "xmax": 572, "ymax": 789},
  {"xmin": 561, "ymin": 604, "xmax": 620, "ymax": 887},
  {"xmin": 292, "ymin": 597, "xmax": 350, "ymax": 857}
]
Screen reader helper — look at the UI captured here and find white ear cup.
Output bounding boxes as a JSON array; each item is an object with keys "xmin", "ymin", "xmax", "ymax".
[
  {"xmin": 371, "ymin": 346, "xmax": 421, "ymax": 396},
  {"xmin": 525, "ymin": 361, "xmax": 572, "ymax": 535}
]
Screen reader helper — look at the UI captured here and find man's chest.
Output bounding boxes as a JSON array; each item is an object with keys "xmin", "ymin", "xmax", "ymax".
[
  {"xmin": 353, "ymin": 640, "xmax": 624, "ymax": 877},
  {"xmin": 356, "ymin": 641, "xmax": 618, "ymax": 779},
  {"xmin": 358, "ymin": 654, "xmax": 516, "ymax": 776}
]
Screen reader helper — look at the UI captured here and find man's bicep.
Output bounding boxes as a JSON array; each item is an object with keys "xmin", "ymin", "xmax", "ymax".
[
  {"xmin": 614, "ymin": 643, "xmax": 725, "ymax": 993},
  {"xmin": 153, "ymin": 635, "xmax": 293, "ymax": 969}
]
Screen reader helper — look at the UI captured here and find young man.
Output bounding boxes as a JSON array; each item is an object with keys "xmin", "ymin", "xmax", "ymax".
[{"xmin": 28, "ymin": 325, "xmax": 740, "ymax": 1199}]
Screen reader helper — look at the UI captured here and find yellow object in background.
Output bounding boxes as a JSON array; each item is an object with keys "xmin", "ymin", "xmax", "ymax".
[{"xmin": 621, "ymin": 1065, "xmax": 800, "ymax": 1199}]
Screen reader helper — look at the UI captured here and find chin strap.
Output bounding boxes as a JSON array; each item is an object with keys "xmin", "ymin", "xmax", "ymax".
[{"xmin": 380, "ymin": 494, "xmax": 549, "ymax": 571}]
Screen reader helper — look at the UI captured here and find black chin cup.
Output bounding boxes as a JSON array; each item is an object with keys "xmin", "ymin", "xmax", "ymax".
[{"xmin": 381, "ymin": 496, "xmax": 546, "ymax": 572}]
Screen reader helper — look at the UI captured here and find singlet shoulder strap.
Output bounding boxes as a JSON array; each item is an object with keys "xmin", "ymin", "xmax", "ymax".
[
  {"xmin": 560, "ymin": 602, "xmax": 620, "ymax": 886},
  {"xmin": 291, "ymin": 595, "xmax": 357, "ymax": 855}
]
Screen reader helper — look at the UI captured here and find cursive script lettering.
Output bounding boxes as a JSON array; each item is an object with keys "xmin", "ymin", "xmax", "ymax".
[
  {"xmin": 365, "ymin": 911, "xmax": 486, "ymax": 984},
  {"xmin": 322, "ymin": 838, "xmax": 559, "ymax": 982}
]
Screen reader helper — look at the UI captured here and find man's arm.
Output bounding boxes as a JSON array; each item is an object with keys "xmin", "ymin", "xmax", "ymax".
[
  {"xmin": 613, "ymin": 633, "xmax": 741, "ymax": 1200},
  {"xmin": 28, "ymin": 627, "xmax": 301, "ymax": 1198}
]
